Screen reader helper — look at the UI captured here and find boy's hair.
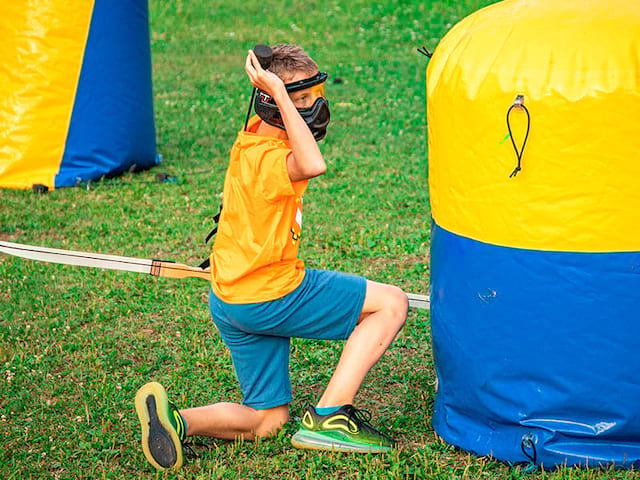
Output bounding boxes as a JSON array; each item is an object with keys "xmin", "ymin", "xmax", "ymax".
[{"xmin": 268, "ymin": 44, "xmax": 318, "ymax": 82}]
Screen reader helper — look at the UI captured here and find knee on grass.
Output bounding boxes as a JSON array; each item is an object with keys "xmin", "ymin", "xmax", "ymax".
[{"xmin": 253, "ymin": 406, "xmax": 290, "ymax": 439}]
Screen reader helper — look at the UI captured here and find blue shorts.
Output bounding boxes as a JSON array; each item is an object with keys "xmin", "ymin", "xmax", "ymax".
[{"xmin": 208, "ymin": 268, "xmax": 367, "ymax": 409}]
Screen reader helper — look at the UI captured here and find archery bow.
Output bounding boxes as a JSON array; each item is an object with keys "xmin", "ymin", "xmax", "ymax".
[{"xmin": 0, "ymin": 240, "xmax": 429, "ymax": 310}]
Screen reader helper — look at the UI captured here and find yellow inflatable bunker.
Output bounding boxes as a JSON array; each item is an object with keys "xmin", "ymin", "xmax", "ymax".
[
  {"xmin": 0, "ymin": 1, "xmax": 158, "ymax": 190},
  {"xmin": 427, "ymin": 0, "xmax": 640, "ymax": 468}
]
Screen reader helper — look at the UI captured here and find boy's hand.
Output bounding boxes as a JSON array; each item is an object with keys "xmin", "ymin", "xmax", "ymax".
[{"xmin": 245, "ymin": 50, "xmax": 286, "ymax": 101}]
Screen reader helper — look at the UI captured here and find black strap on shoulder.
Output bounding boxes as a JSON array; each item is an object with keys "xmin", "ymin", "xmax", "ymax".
[
  {"xmin": 199, "ymin": 203, "xmax": 223, "ymax": 270},
  {"xmin": 204, "ymin": 204, "xmax": 223, "ymax": 244}
]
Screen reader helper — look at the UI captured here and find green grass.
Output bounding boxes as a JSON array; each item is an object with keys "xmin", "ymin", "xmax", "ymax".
[{"xmin": 1, "ymin": 0, "xmax": 638, "ymax": 478}]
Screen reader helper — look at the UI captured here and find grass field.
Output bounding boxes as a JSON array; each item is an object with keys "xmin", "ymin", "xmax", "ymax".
[{"xmin": 1, "ymin": 1, "xmax": 638, "ymax": 478}]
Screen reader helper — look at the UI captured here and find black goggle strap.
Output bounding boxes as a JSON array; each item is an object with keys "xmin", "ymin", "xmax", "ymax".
[{"xmin": 285, "ymin": 72, "xmax": 328, "ymax": 93}]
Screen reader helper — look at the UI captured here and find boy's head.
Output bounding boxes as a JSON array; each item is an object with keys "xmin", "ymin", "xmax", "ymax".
[
  {"xmin": 268, "ymin": 44, "xmax": 318, "ymax": 83},
  {"xmin": 254, "ymin": 44, "xmax": 331, "ymax": 141}
]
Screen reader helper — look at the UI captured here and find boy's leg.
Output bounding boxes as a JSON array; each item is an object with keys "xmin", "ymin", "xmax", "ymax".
[
  {"xmin": 180, "ymin": 402, "xmax": 289, "ymax": 440},
  {"xmin": 317, "ymin": 280, "xmax": 408, "ymax": 408},
  {"xmin": 291, "ymin": 278, "xmax": 408, "ymax": 453},
  {"xmin": 136, "ymin": 383, "xmax": 289, "ymax": 471},
  {"xmin": 135, "ymin": 291, "xmax": 294, "ymax": 471},
  {"xmin": 187, "ymin": 290, "xmax": 294, "ymax": 440},
  {"xmin": 174, "ymin": 319, "xmax": 293, "ymax": 440}
]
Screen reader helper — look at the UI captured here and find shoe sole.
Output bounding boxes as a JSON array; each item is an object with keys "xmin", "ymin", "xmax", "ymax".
[
  {"xmin": 291, "ymin": 430, "xmax": 392, "ymax": 454},
  {"xmin": 134, "ymin": 382, "xmax": 183, "ymax": 470}
]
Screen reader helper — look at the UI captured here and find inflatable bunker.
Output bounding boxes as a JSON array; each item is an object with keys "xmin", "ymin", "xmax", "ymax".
[
  {"xmin": 0, "ymin": 0, "xmax": 158, "ymax": 190},
  {"xmin": 427, "ymin": 0, "xmax": 640, "ymax": 469}
]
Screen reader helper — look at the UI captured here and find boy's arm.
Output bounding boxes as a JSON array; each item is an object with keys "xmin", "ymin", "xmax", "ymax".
[
  {"xmin": 275, "ymin": 89, "xmax": 327, "ymax": 182},
  {"xmin": 245, "ymin": 50, "xmax": 326, "ymax": 182}
]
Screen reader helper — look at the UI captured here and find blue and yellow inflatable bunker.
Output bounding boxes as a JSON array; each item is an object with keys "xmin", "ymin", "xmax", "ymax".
[
  {"xmin": 0, "ymin": 0, "xmax": 158, "ymax": 190},
  {"xmin": 427, "ymin": 0, "xmax": 640, "ymax": 469}
]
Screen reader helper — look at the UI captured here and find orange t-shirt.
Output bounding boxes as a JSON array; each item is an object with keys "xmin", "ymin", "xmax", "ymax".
[{"xmin": 210, "ymin": 117, "xmax": 308, "ymax": 303}]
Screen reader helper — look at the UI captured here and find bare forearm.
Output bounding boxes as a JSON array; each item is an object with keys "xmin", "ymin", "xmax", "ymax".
[{"xmin": 273, "ymin": 89, "xmax": 326, "ymax": 179}]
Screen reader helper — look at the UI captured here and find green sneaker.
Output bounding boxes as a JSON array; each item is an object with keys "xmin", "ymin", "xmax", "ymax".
[
  {"xmin": 291, "ymin": 405, "xmax": 396, "ymax": 453},
  {"xmin": 135, "ymin": 382, "xmax": 187, "ymax": 470}
]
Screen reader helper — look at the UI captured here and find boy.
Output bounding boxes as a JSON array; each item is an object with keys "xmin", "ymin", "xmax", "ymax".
[{"xmin": 135, "ymin": 44, "xmax": 408, "ymax": 471}]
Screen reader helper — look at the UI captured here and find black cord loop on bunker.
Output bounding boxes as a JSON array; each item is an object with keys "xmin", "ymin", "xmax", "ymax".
[
  {"xmin": 520, "ymin": 434, "xmax": 538, "ymax": 466},
  {"xmin": 506, "ymin": 99, "xmax": 530, "ymax": 178}
]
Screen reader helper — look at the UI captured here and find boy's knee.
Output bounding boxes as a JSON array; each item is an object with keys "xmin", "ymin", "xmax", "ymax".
[
  {"xmin": 361, "ymin": 284, "xmax": 409, "ymax": 330},
  {"xmin": 254, "ymin": 406, "xmax": 290, "ymax": 438},
  {"xmin": 386, "ymin": 286, "xmax": 409, "ymax": 326}
]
